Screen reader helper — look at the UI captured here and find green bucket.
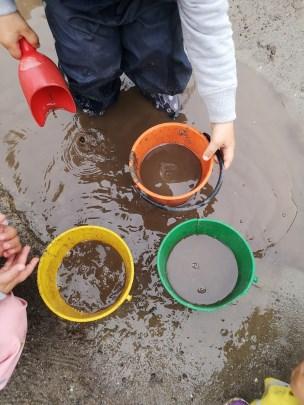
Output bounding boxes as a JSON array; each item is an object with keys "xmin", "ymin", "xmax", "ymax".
[{"xmin": 157, "ymin": 219, "xmax": 256, "ymax": 311}]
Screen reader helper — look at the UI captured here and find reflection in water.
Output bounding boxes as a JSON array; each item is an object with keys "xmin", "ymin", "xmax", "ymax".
[
  {"xmin": 139, "ymin": 144, "xmax": 201, "ymax": 196},
  {"xmin": 167, "ymin": 235, "xmax": 238, "ymax": 305},
  {"xmin": 0, "ymin": 65, "xmax": 299, "ymax": 256},
  {"xmin": 62, "ymin": 127, "xmax": 106, "ymax": 181},
  {"xmin": 0, "ymin": 63, "xmax": 301, "ymax": 329},
  {"xmin": 0, "ymin": 62, "xmax": 301, "ymax": 306},
  {"xmin": 57, "ymin": 240, "xmax": 126, "ymax": 313}
]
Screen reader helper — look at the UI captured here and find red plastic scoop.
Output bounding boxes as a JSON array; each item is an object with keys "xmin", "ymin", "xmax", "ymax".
[{"xmin": 18, "ymin": 38, "xmax": 76, "ymax": 127}]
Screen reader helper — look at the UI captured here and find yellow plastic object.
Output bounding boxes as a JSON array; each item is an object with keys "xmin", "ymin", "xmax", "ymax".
[{"xmin": 37, "ymin": 225, "xmax": 134, "ymax": 322}]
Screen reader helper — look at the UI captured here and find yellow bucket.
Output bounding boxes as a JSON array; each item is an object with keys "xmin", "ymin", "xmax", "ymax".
[{"xmin": 37, "ymin": 225, "xmax": 134, "ymax": 322}]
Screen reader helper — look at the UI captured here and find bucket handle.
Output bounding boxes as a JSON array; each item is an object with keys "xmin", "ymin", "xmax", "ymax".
[{"xmin": 134, "ymin": 133, "xmax": 224, "ymax": 212}]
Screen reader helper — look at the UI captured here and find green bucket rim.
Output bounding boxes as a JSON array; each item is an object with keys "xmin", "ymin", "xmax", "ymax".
[{"xmin": 156, "ymin": 218, "xmax": 256, "ymax": 312}]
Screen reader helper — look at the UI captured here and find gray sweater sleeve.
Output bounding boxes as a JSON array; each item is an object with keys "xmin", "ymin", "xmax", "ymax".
[
  {"xmin": 177, "ymin": 0, "xmax": 237, "ymax": 123},
  {"xmin": 0, "ymin": 0, "xmax": 16, "ymax": 15}
]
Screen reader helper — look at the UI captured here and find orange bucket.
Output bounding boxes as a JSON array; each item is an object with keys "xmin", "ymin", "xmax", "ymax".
[{"xmin": 129, "ymin": 123, "xmax": 214, "ymax": 207}]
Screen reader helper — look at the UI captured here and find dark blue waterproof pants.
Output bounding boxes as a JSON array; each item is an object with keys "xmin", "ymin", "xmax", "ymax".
[{"xmin": 45, "ymin": 0, "xmax": 192, "ymax": 111}]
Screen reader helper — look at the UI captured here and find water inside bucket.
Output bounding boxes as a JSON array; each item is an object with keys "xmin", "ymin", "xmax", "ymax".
[
  {"xmin": 139, "ymin": 144, "xmax": 201, "ymax": 196},
  {"xmin": 167, "ymin": 235, "xmax": 238, "ymax": 305},
  {"xmin": 57, "ymin": 240, "xmax": 126, "ymax": 313}
]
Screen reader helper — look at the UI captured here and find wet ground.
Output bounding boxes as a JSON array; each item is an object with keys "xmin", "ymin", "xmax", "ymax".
[{"xmin": 1, "ymin": 1, "xmax": 304, "ymax": 404}]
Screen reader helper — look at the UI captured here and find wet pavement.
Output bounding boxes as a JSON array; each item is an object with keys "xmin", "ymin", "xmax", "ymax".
[{"xmin": 1, "ymin": 1, "xmax": 304, "ymax": 404}]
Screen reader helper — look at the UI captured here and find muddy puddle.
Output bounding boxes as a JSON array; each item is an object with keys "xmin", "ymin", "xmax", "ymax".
[
  {"xmin": 57, "ymin": 240, "xmax": 126, "ymax": 313},
  {"xmin": 1, "ymin": 2, "xmax": 304, "ymax": 404},
  {"xmin": 167, "ymin": 235, "xmax": 238, "ymax": 305},
  {"xmin": 140, "ymin": 144, "xmax": 201, "ymax": 196},
  {"xmin": 0, "ymin": 62, "xmax": 299, "ymax": 256}
]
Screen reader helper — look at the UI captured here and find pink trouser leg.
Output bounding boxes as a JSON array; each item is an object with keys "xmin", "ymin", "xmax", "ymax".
[{"xmin": 0, "ymin": 293, "xmax": 28, "ymax": 390}]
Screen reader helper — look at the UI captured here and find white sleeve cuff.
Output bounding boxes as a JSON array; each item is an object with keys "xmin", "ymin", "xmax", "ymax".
[
  {"xmin": 203, "ymin": 88, "xmax": 236, "ymax": 123},
  {"xmin": 0, "ymin": 0, "xmax": 16, "ymax": 16}
]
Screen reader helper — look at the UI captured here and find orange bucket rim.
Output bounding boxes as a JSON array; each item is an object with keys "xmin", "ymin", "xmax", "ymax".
[{"xmin": 129, "ymin": 122, "xmax": 214, "ymax": 203}]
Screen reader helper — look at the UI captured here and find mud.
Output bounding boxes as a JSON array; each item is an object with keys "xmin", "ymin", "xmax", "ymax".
[
  {"xmin": 57, "ymin": 241, "xmax": 126, "ymax": 313},
  {"xmin": 0, "ymin": 63, "xmax": 298, "ymax": 256},
  {"xmin": 0, "ymin": 1, "xmax": 304, "ymax": 404},
  {"xmin": 140, "ymin": 144, "xmax": 201, "ymax": 196},
  {"xmin": 167, "ymin": 235, "xmax": 238, "ymax": 305}
]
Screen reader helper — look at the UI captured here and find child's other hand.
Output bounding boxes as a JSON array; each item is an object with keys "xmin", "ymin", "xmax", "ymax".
[
  {"xmin": 0, "ymin": 11, "xmax": 39, "ymax": 59},
  {"xmin": 291, "ymin": 361, "xmax": 304, "ymax": 404},
  {"xmin": 203, "ymin": 122, "xmax": 235, "ymax": 170},
  {"xmin": 0, "ymin": 246, "xmax": 39, "ymax": 294},
  {"xmin": 0, "ymin": 214, "xmax": 22, "ymax": 258}
]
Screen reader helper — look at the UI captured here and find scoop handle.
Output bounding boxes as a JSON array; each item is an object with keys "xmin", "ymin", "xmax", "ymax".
[{"xmin": 19, "ymin": 38, "xmax": 36, "ymax": 56}]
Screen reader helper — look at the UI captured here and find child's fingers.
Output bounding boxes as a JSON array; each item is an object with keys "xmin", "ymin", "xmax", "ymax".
[
  {"xmin": 0, "ymin": 226, "xmax": 19, "ymax": 244},
  {"xmin": 13, "ymin": 257, "xmax": 39, "ymax": 284},
  {"xmin": 0, "ymin": 257, "xmax": 38, "ymax": 293},
  {"xmin": 0, "ymin": 224, "xmax": 6, "ymax": 237},
  {"xmin": 222, "ymin": 145, "xmax": 234, "ymax": 170},
  {"xmin": 0, "ymin": 255, "xmax": 16, "ymax": 272},
  {"xmin": 2, "ymin": 236, "xmax": 21, "ymax": 248},
  {"xmin": 299, "ymin": 361, "xmax": 304, "ymax": 374},
  {"xmin": 203, "ymin": 141, "xmax": 219, "ymax": 161},
  {"xmin": 0, "ymin": 213, "xmax": 7, "ymax": 225},
  {"xmin": 0, "ymin": 263, "xmax": 25, "ymax": 284},
  {"xmin": 15, "ymin": 245, "xmax": 31, "ymax": 265},
  {"xmin": 2, "ymin": 246, "xmax": 21, "ymax": 258},
  {"xmin": 0, "ymin": 228, "xmax": 21, "ymax": 259},
  {"xmin": 22, "ymin": 27, "xmax": 40, "ymax": 49},
  {"xmin": 24, "ymin": 257, "xmax": 39, "ymax": 275}
]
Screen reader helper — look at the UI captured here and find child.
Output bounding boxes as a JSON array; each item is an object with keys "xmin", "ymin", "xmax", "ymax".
[
  {"xmin": 0, "ymin": 0, "xmax": 237, "ymax": 169},
  {"xmin": 226, "ymin": 361, "xmax": 304, "ymax": 405},
  {"xmin": 0, "ymin": 213, "xmax": 39, "ymax": 390}
]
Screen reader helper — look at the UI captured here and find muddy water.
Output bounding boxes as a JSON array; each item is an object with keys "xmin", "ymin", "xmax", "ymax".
[
  {"xmin": 167, "ymin": 235, "xmax": 238, "ymax": 305},
  {"xmin": 140, "ymin": 144, "xmax": 201, "ymax": 196},
  {"xmin": 0, "ymin": 52, "xmax": 299, "ymax": 259},
  {"xmin": 0, "ymin": 44, "xmax": 301, "ymax": 303},
  {"xmin": 1, "ymin": 3, "xmax": 304, "ymax": 403},
  {"xmin": 57, "ymin": 240, "xmax": 126, "ymax": 313}
]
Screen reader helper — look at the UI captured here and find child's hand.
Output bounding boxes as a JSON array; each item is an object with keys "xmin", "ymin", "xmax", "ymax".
[
  {"xmin": 0, "ymin": 246, "xmax": 39, "ymax": 294},
  {"xmin": 203, "ymin": 122, "xmax": 235, "ymax": 169},
  {"xmin": 0, "ymin": 213, "xmax": 8, "ymax": 226},
  {"xmin": 291, "ymin": 361, "xmax": 304, "ymax": 405},
  {"xmin": 0, "ymin": 11, "xmax": 39, "ymax": 59},
  {"xmin": 0, "ymin": 214, "xmax": 22, "ymax": 258}
]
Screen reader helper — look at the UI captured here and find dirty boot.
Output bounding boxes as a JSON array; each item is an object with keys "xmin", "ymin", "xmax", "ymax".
[
  {"xmin": 224, "ymin": 399, "xmax": 249, "ymax": 405},
  {"xmin": 74, "ymin": 95, "xmax": 105, "ymax": 117},
  {"xmin": 143, "ymin": 93, "xmax": 181, "ymax": 118}
]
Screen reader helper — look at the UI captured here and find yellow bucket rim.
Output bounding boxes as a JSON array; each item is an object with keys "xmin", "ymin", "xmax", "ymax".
[{"xmin": 37, "ymin": 225, "xmax": 134, "ymax": 322}]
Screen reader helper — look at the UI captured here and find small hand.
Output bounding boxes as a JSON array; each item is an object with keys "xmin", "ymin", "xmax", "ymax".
[
  {"xmin": 0, "ymin": 246, "xmax": 39, "ymax": 294},
  {"xmin": 0, "ymin": 11, "xmax": 39, "ymax": 59},
  {"xmin": 203, "ymin": 122, "xmax": 235, "ymax": 169},
  {"xmin": 0, "ymin": 214, "xmax": 22, "ymax": 258},
  {"xmin": 291, "ymin": 361, "xmax": 304, "ymax": 405},
  {"xmin": 0, "ymin": 213, "xmax": 8, "ymax": 226}
]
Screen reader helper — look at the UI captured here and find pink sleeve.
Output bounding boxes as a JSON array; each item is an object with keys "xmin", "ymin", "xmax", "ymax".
[{"xmin": 0, "ymin": 293, "xmax": 27, "ymax": 390}]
